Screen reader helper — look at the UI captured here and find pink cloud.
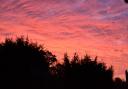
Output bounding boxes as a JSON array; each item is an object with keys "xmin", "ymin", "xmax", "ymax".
[{"xmin": 0, "ymin": 0, "xmax": 128, "ymax": 79}]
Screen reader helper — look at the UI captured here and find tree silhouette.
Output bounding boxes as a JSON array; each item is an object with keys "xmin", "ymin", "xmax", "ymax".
[
  {"xmin": 54, "ymin": 54, "xmax": 114, "ymax": 89},
  {"xmin": 0, "ymin": 37, "xmax": 56, "ymax": 89},
  {"xmin": 0, "ymin": 37, "xmax": 128, "ymax": 89}
]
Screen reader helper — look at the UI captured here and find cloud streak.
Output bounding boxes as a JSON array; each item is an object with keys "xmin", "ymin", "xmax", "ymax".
[{"xmin": 0, "ymin": 0, "xmax": 128, "ymax": 79}]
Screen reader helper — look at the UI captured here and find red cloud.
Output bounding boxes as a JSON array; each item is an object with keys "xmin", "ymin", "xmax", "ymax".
[{"xmin": 0, "ymin": 0, "xmax": 128, "ymax": 79}]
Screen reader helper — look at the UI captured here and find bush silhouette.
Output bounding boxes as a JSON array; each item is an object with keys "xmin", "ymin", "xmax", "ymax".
[{"xmin": 0, "ymin": 37, "xmax": 56, "ymax": 89}]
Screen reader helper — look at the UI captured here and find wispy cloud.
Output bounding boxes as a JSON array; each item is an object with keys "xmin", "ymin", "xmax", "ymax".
[{"xmin": 0, "ymin": 0, "xmax": 128, "ymax": 79}]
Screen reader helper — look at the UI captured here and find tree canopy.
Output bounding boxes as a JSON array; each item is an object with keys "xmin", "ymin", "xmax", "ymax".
[{"xmin": 0, "ymin": 37, "xmax": 127, "ymax": 89}]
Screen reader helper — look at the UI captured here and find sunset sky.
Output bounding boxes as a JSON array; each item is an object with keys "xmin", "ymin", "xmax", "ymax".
[{"xmin": 0, "ymin": 0, "xmax": 128, "ymax": 79}]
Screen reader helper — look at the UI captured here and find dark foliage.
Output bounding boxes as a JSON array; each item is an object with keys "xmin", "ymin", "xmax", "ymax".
[
  {"xmin": 124, "ymin": 0, "xmax": 128, "ymax": 3},
  {"xmin": 0, "ymin": 37, "xmax": 128, "ymax": 89},
  {"xmin": 0, "ymin": 37, "xmax": 56, "ymax": 89},
  {"xmin": 53, "ymin": 53, "xmax": 114, "ymax": 89},
  {"xmin": 113, "ymin": 77, "xmax": 128, "ymax": 89}
]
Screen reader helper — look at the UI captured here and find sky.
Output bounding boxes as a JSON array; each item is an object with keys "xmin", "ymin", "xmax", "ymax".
[{"xmin": 0, "ymin": 0, "xmax": 128, "ymax": 79}]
